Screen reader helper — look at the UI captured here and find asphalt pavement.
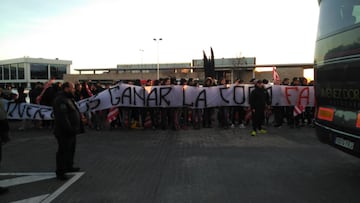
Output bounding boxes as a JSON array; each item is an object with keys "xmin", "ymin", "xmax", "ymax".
[{"xmin": 1, "ymin": 121, "xmax": 360, "ymax": 203}]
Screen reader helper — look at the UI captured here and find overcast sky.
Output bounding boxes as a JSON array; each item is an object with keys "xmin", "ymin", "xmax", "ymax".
[{"xmin": 0, "ymin": 0, "xmax": 319, "ymax": 69}]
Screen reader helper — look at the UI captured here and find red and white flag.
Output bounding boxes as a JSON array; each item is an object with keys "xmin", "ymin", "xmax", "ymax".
[
  {"xmin": 272, "ymin": 67, "xmax": 280, "ymax": 83},
  {"xmin": 107, "ymin": 107, "xmax": 119, "ymax": 123},
  {"xmin": 36, "ymin": 78, "xmax": 55, "ymax": 104},
  {"xmin": 84, "ymin": 82, "xmax": 93, "ymax": 97},
  {"xmin": 293, "ymin": 105, "xmax": 305, "ymax": 117}
]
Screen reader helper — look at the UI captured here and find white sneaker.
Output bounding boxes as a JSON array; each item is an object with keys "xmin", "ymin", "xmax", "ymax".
[
  {"xmin": 239, "ymin": 124, "xmax": 246, "ymax": 129},
  {"xmin": 230, "ymin": 124, "xmax": 235, "ymax": 129}
]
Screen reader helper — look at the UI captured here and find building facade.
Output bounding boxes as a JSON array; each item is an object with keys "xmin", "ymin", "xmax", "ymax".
[
  {"xmin": 0, "ymin": 57, "xmax": 72, "ymax": 88},
  {"xmin": 65, "ymin": 57, "xmax": 258, "ymax": 84},
  {"xmin": 192, "ymin": 57, "xmax": 256, "ymax": 82},
  {"xmin": 64, "ymin": 57, "xmax": 313, "ymax": 85}
]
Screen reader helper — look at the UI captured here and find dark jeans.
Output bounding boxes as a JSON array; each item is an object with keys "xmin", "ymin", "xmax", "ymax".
[
  {"xmin": 231, "ymin": 107, "xmax": 245, "ymax": 125},
  {"xmin": 218, "ymin": 107, "xmax": 230, "ymax": 128},
  {"xmin": 203, "ymin": 108, "xmax": 213, "ymax": 127},
  {"xmin": 273, "ymin": 106, "xmax": 284, "ymax": 126},
  {"xmin": 287, "ymin": 106, "xmax": 300, "ymax": 127},
  {"xmin": 0, "ymin": 119, "xmax": 10, "ymax": 165},
  {"xmin": 252, "ymin": 109, "xmax": 265, "ymax": 131},
  {"xmin": 161, "ymin": 109, "xmax": 174, "ymax": 130},
  {"xmin": 55, "ymin": 134, "xmax": 76, "ymax": 175}
]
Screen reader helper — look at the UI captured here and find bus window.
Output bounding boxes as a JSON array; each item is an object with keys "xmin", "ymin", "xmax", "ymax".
[
  {"xmin": 353, "ymin": 5, "xmax": 360, "ymax": 23},
  {"xmin": 317, "ymin": 0, "xmax": 360, "ymax": 38}
]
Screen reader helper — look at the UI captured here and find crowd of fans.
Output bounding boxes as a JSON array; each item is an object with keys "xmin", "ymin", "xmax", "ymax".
[{"xmin": 0, "ymin": 76, "xmax": 315, "ymax": 134}]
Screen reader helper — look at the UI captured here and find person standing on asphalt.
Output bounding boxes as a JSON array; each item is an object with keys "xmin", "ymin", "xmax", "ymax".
[
  {"xmin": 249, "ymin": 80, "xmax": 270, "ymax": 136},
  {"xmin": 16, "ymin": 86, "xmax": 28, "ymax": 131},
  {"xmin": 53, "ymin": 82, "xmax": 84, "ymax": 180},
  {"xmin": 0, "ymin": 88, "xmax": 10, "ymax": 194}
]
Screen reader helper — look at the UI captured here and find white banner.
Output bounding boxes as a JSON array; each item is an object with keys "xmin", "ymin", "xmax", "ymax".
[
  {"xmin": 3, "ymin": 83, "xmax": 315, "ymax": 120},
  {"xmin": 4, "ymin": 101, "xmax": 54, "ymax": 120}
]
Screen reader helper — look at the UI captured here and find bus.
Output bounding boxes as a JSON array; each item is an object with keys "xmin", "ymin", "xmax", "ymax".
[{"xmin": 315, "ymin": 0, "xmax": 360, "ymax": 155}]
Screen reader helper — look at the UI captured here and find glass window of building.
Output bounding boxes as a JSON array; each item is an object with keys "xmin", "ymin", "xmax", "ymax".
[
  {"xmin": 31, "ymin": 63, "xmax": 48, "ymax": 79},
  {"xmin": 3, "ymin": 65, "xmax": 10, "ymax": 80},
  {"xmin": 18, "ymin": 63, "xmax": 25, "ymax": 79},
  {"xmin": 50, "ymin": 64, "xmax": 66, "ymax": 79},
  {"xmin": 10, "ymin": 64, "xmax": 17, "ymax": 80}
]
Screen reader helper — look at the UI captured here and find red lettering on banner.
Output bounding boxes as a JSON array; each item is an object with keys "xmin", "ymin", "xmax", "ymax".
[
  {"xmin": 284, "ymin": 87, "xmax": 298, "ymax": 105},
  {"xmin": 298, "ymin": 87, "xmax": 310, "ymax": 105}
]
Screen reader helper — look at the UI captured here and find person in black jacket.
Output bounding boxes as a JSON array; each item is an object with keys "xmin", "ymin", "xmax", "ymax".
[
  {"xmin": 16, "ymin": 86, "xmax": 28, "ymax": 131},
  {"xmin": 53, "ymin": 82, "xmax": 84, "ymax": 180},
  {"xmin": 0, "ymin": 89, "xmax": 10, "ymax": 194},
  {"xmin": 249, "ymin": 80, "xmax": 270, "ymax": 136}
]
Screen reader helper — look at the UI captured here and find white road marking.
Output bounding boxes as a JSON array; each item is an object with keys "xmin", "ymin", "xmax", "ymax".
[
  {"xmin": 0, "ymin": 172, "xmax": 85, "ymax": 203},
  {"xmin": 0, "ymin": 174, "xmax": 55, "ymax": 187},
  {"xmin": 0, "ymin": 173, "xmax": 54, "ymax": 176},
  {"xmin": 41, "ymin": 172, "xmax": 85, "ymax": 203}
]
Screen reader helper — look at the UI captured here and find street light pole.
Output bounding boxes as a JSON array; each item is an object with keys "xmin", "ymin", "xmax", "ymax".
[
  {"xmin": 139, "ymin": 49, "xmax": 144, "ymax": 79},
  {"xmin": 153, "ymin": 38, "xmax": 162, "ymax": 80},
  {"xmin": 139, "ymin": 49, "xmax": 144, "ymax": 65}
]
